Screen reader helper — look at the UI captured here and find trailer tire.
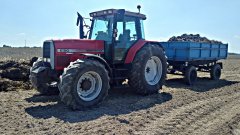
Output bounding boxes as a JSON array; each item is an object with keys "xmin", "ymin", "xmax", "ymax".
[
  {"xmin": 129, "ymin": 45, "xmax": 167, "ymax": 95},
  {"xmin": 210, "ymin": 64, "xmax": 221, "ymax": 80},
  {"xmin": 29, "ymin": 58, "xmax": 59, "ymax": 95},
  {"xmin": 59, "ymin": 59, "xmax": 110, "ymax": 110},
  {"xmin": 184, "ymin": 66, "xmax": 197, "ymax": 85}
]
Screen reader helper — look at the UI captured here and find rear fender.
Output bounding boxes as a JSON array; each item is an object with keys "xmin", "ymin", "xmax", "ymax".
[{"xmin": 124, "ymin": 39, "xmax": 164, "ymax": 64}]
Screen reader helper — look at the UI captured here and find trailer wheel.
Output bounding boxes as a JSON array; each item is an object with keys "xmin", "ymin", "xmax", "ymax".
[
  {"xmin": 210, "ymin": 64, "xmax": 221, "ymax": 80},
  {"xmin": 59, "ymin": 59, "xmax": 110, "ymax": 110},
  {"xmin": 29, "ymin": 58, "xmax": 59, "ymax": 95},
  {"xmin": 129, "ymin": 45, "xmax": 167, "ymax": 95},
  {"xmin": 184, "ymin": 66, "xmax": 197, "ymax": 85}
]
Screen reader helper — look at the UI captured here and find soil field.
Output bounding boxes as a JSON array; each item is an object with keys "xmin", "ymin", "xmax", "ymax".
[{"xmin": 0, "ymin": 48, "xmax": 240, "ymax": 135}]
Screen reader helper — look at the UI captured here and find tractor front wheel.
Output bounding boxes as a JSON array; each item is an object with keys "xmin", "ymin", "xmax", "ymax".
[
  {"xmin": 29, "ymin": 58, "xmax": 59, "ymax": 95},
  {"xmin": 129, "ymin": 45, "xmax": 167, "ymax": 95},
  {"xmin": 58, "ymin": 59, "xmax": 110, "ymax": 110}
]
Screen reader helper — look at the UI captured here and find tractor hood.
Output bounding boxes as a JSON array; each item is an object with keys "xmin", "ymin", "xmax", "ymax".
[
  {"xmin": 53, "ymin": 39, "xmax": 104, "ymax": 54},
  {"xmin": 43, "ymin": 39, "xmax": 104, "ymax": 70}
]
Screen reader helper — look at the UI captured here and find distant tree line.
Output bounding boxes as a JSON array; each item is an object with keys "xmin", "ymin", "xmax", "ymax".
[
  {"xmin": 2, "ymin": 44, "xmax": 12, "ymax": 48},
  {"xmin": 1, "ymin": 44, "xmax": 41, "ymax": 48}
]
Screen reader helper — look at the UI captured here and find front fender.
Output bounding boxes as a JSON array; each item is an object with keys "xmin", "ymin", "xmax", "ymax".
[
  {"xmin": 80, "ymin": 53, "xmax": 112, "ymax": 76},
  {"xmin": 31, "ymin": 67, "xmax": 49, "ymax": 74},
  {"xmin": 31, "ymin": 65, "xmax": 58, "ymax": 78}
]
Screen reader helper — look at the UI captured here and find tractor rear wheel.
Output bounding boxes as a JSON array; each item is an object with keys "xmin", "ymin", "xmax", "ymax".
[
  {"xmin": 129, "ymin": 45, "xmax": 167, "ymax": 95},
  {"xmin": 58, "ymin": 59, "xmax": 110, "ymax": 110},
  {"xmin": 29, "ymin": 58, "xmax": 59, "ymax": 95},
  {"xmin": 210, "ymin": 64, "xmax": 221, "ymax": 80}
]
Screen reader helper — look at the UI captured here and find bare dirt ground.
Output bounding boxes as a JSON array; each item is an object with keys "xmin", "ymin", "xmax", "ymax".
[{"xmin": 0, "ymin": 51, "xmax": 240, "ymax": 134}]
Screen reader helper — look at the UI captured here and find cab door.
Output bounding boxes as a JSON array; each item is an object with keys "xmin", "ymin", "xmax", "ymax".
[{"xmin": 114, "ymin": 16, "xmax": 142, "ymax": 62}]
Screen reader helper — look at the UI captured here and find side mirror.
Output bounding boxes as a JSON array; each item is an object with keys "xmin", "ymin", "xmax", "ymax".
[{"xmin": 77, "ymin": 12, "xmax": 85, "ymax": 39}]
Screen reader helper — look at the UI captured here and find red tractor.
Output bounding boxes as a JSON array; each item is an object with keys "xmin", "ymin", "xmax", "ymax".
[{"xmin": 30, "ymin": 7, "xmax": 167, "ymax": 110}]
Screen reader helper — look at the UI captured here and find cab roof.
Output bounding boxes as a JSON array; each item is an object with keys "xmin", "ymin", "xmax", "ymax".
[{"xmin": 89, "ymin": 9, "xmax": 146, "ymax": 20}]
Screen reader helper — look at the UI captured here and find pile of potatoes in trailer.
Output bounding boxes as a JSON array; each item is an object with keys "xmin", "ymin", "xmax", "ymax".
[
  {"xmin": 168, "ymin": 34, "xmax": 223, "ymax": 44},
  {"xmin": 0, "ymin": 60, "xmax": 33, "ymax": 91}
]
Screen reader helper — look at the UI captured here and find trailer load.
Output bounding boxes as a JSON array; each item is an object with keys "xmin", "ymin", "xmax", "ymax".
[{"xmin": 169, "ymin": 34, "xmax": 223, "ymax": 44}]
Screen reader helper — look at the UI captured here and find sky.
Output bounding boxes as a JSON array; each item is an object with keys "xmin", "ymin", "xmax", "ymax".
[{"xmin": 0, "ymin": 0, "xmax": 239, "ymax": 53}]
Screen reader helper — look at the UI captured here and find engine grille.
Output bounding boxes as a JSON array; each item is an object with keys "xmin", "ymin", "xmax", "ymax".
[{"xmin": 43, "ymin": 42, "xmax": 51, "ymax": 58}]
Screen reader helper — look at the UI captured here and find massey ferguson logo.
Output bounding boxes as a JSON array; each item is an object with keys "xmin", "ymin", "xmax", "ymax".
[
  {"xmin": 58, "ymin": 49, "xmax": 70, "ymax": 53},
  {"xmin": 57, "ymin": 49, "xmax": 104, "ymax": 53}
]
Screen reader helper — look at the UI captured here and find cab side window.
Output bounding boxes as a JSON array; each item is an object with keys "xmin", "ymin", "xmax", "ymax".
[
  {"xmin": 126, "ymin": 21, "xmax": 137, "ymax": 41},
  {"xmin": 114, "ymin": 17, "xmax": 138, "ymax": 61}
]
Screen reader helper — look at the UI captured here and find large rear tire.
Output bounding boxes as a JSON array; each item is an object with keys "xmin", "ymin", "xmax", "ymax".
[
  {"xmin": 128, "ymin": 45, "xmax": 167, "ymax": 95},
  {"xmin": 58, "ymin": 59, "xmax": 110, "ymax": 110},
  {"xmin": 29, "ymin": 58, "xmax": 59, "ymax": 95}
]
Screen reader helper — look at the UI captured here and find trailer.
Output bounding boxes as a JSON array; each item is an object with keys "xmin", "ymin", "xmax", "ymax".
[{"xmin": 161, "ymin": 41, "xmax": 228, "ymax": 85}]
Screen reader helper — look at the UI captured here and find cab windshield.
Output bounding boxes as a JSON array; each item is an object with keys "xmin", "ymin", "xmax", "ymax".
[{"xmin": 90, "ymin": 16, "xmax": 113, "ymax": 42}]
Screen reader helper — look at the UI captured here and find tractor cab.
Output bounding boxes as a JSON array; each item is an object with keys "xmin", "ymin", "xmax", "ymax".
[{"xmin": 78, "ymin": 9, "xmax": 146, "ymax": 62}]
